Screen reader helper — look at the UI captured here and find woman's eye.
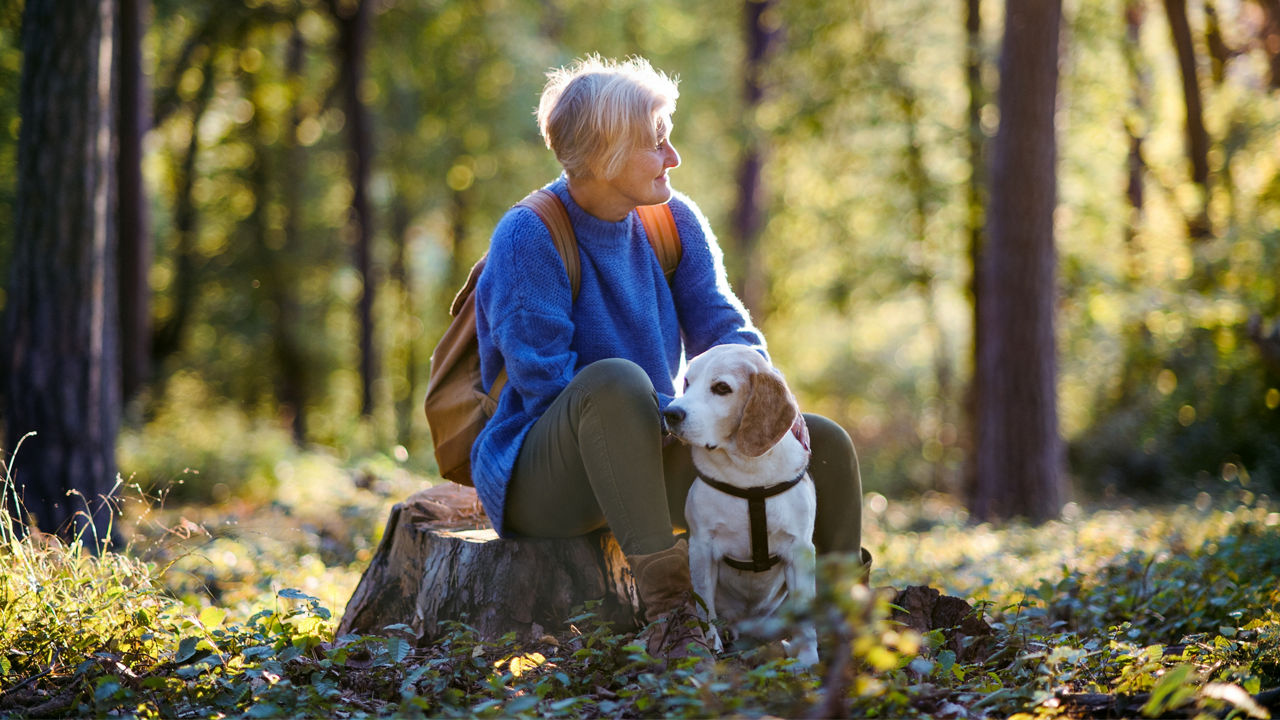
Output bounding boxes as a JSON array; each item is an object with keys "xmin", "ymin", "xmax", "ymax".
[{"xmin": 711, "ymin": 382, "xmax": 732, "ymax": 396}]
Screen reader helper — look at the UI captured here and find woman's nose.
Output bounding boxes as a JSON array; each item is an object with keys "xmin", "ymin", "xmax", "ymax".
[{"xmin": 664, "ymin": 142, "xmax": 681, "ymax": 169}]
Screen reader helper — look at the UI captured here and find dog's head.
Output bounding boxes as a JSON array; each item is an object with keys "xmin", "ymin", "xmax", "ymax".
[{"xmin": 664, "ymin": 344, "xmax": 799, "ymax": 458}]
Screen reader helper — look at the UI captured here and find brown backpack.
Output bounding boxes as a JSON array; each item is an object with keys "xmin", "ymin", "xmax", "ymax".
[{"xmin": 424, "ymin": 188, "xmax": 683, "ymax": 485}]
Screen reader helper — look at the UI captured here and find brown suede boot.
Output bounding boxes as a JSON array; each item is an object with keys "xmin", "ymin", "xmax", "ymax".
[{"xmin": 627, "ymin": 538, "xmax": 713, "ymax": 661}]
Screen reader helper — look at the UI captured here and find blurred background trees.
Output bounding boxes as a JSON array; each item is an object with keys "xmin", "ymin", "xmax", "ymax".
[{"xmin": 2, "ymin": 0, "xmax": 1279, "ymax": 531}]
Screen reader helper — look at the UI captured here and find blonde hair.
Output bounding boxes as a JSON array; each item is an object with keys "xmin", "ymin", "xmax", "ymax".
[{"xmin": 537, "ymin": 55, "xmax": 679, "ymax": 180}]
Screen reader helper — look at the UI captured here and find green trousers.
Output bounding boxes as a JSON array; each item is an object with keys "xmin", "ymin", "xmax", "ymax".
[{"xmin": 505, "ymin": 358, "xmax": 863, "ymax": 557}]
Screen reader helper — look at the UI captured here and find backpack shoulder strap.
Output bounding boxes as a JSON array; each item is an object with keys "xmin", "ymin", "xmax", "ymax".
[
  {"xmin": 514, "ymin": 188, "xmax": 580, "ymax": 297},
  {"xmin": 636, "ymin": 202, "xmax": 682, "ymax": 281}
]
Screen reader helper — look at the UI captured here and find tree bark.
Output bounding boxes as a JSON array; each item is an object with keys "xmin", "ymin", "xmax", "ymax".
[
  {"xmin": 962, "ymin": 0, "xmax": 985, "ymax": 503},
  {"xmin": 117, "ymin": 0, "xmax": 151, "ymax": 405},
  {"xmin": 4, "ymin": 0, "xmax": 120, "ymax": 546},
  {"xmin": 1162, "ymin": 0, "xmax": 1213, "ymax": 240},
  {"xmin": 338, "ymin": 484, "xmax": 642, "ymax": 642},
  {"xmin": 731, "ymin": 0, "xmax": 780, "ymax": 318},
  {"xmin": 330, "ymin": 0, "xmax": 377, "ymax": 418},
  {"xmin": 389, "ymin": 196, "xmax": 416, "ymax": 450},
  {"xmin": 970, "ymin": 0, "xmax": 1065, "ymax": 523}
]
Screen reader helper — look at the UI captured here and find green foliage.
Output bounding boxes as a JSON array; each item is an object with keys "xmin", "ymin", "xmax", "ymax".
[
  {"xmin": 1073, "ymin": 323, "xmax": 1280, "ymax": 498},
  {"xmin": 7, "ymin": 438, "xmax": 1280, "ymax": 720}
]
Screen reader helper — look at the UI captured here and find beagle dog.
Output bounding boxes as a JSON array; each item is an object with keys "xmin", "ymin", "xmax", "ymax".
[{"xmin": 663, "ymin": 344, "xmax": 819, "ymax": 667}]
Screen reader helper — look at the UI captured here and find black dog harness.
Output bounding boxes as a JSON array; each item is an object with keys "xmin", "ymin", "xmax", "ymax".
[{"xmin": 697, "ymin": 467, "xmax": 808, "ymax": 573}]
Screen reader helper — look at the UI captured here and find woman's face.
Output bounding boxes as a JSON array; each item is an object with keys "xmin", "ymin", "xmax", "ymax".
[{"xmin": 605, "ymin": 129, "xmax": 681, "ymax": 210}]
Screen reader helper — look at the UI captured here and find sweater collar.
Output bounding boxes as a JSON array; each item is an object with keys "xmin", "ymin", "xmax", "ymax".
[{"xmin": 550, "ymin": 175, "xmax": 634, "ymax": 246}]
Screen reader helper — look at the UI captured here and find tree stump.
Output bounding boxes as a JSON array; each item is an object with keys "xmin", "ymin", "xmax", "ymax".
[{"xmin": 338, "ymin": 483, "xmax": 642, "ymax": 642}]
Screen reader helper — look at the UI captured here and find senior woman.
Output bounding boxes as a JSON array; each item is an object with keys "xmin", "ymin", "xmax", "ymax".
[{"xmin": 471, "ymin": 55, "xmax": 866, "ymax": 659}]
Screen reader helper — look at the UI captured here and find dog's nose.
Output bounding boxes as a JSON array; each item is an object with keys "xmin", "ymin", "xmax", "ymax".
[{"xmin": 662, "ymin": 406, "xmax": 685, "ymax": 429}]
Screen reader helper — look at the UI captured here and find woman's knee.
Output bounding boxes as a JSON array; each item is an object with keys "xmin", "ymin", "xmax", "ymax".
[
  {"xmin": 571, "ymin": 358, "xmax": 657, "ymax": 412},
  {"xmin": 805, "ymin": 413, "xmax": 858, "ymax": 470},
  {"xmin": 804, "ymin": 413, "xmax": 863, "ymax": 554}
]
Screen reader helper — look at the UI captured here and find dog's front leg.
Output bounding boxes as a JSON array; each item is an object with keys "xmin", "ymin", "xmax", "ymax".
[
  {"xmin": 687, "ymin": 533, "xmax": 724, "ymax": 653},
  {"xmin": 782, "ymin": 542, "xmax": 820, "ymax": 668}
]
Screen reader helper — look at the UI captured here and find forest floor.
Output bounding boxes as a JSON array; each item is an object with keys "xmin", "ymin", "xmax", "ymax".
[{"xmin": 2, "ymin": 457, "xmax": 1279, "ymax": 718}]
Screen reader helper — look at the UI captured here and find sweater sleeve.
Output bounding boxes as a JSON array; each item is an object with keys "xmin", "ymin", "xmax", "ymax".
[
  {"xmin": 665, "ymin": 192, "xmax": 769, "ymax": 361},
  {"xmin": 475, "ymin": 207, "xmax": 577, "ymax": 421}
]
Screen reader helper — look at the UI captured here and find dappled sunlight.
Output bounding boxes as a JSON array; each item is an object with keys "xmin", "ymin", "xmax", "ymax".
[{"xmin": 866, "ymin": 491, "xmax": 1277, "ymax": 609}]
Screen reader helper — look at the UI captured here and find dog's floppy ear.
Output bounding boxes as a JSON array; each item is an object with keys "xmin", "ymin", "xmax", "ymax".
[{"xmin": 734, "ymin": 368, "xmax": 799, "ymax": 457}]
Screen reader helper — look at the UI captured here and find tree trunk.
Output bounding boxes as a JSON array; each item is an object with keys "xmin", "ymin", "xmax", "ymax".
[
  {"xmin": 1203, "ymin": 0, "xmax": 1231, "ymax": 86},
  {"xmin": 1124, "ymin": 0, "xmax": 1150, "ymax": 283},
  {"xmin": 389, "ymin": 196, "xmax": 416, "ymax": 450},
  {"xmin": 893, "ymin": 71, "xmax": 954, "ymax": 492},
  {"xmin": 731, "ymin": 0, "xmax": 780, "ymax": 318},
  {"xmin": 1162, "ymin": 0, "xmax": 1213, "ymax": 240},
  {"xmin": 962, "ymin": 0, "xmax": 985, "ymax": 503},
  {"xmin": 4, "ymin": 0, "xmax": 120, "ymax": 547},
  {"xmin": 1258, "ymin": 0, "xmax": 1280, "ymax": 90},
  {"xmin": 970, "ymin": 0, "xmax": 1065, "ymax": 523},
  {"xmin": 117, "ymin": 0, "xmax": 151, "ymax": 405},
  {"xmin": 331, "ymin": 0, "xmax": 377, "ymax": 418},
  {"xmin": 338, "ymin": 484, "xmax": 642, "ymax": 642},
  {"xmin": 275, "ymin": 24, "xmax": 310, "ymax": 445},
  {"xmin": 151, "ymin": 57, "xmax": 214, "ymax": 370}
]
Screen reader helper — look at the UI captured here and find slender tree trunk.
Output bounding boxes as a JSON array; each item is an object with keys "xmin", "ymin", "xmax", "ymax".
[
  {"xmin": 151, "ymin": 58, "xmax": 214, "ymax": 370},
  {"xmin": 4, "ymin": 0, "xmax": 120, "ymax": 547},
  {"xmin": 276, "ymin": 25, "xmax": 310, "ymax": 445},
  {"xmin": 117, "ymin": 0, "xmax": 151, "ymax": 406},
  {"xmin": 731, "ymin": 0, "xmax": 780, "ymax": 318},
  {"xmin": 1124, "ymin": 0, "xmax": 1150, "ymax": 283},
  {"xmin": 970, "ymin": 0, "xmax": 1065, "ymax": 523},
  {"xmin": 962, "ymin": 0, "xmax": 985, "ymax": 500},
  {"xmin": 894, "ymin": 73, "xmax": 954, "ymax": 492},
  {"xmin": 1162, "ymin": 0, "xmax": 1213, "ymax": 240},
  {"xmin": 1256, "ymin": 0, "xmax": 1280, "ymax": 90},
  {"xmin": 446, "ymin": 189, "xmax": 470, "ymax": 296},
  {"xmin": 331, "ymin": 0, "xmax": 377, "ymax": 417},
  {"xmin": 389, "ymin": 197, "xmax": 416, "ymax": 450},
  {"xmin": 1203, "ymin": 0, "xmax": 1231, "ymax": 86}
]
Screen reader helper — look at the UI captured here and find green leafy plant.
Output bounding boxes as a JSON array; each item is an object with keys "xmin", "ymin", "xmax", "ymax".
[{"xmin": 5, "ymin": 435, "xmax": 1280, "ymax": 719}]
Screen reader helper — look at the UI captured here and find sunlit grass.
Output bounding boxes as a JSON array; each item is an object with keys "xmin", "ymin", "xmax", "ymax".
[
  {"xmin": 120, "ymin": 445, "xmax": 425, "ymax": 625},
  {"xmin": 4, "ymin": 425, "xmax": 1279, "ymax": 717},
  {"xmin": 867, "ymin": 488, "xmax": 1278, "ymax": 606},
  {"xmin": 1, "ymin": 434, "xmax": 184, "ymax": 695}
]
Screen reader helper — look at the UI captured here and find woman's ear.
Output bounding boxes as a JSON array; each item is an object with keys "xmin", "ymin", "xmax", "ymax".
[{"xmin": 733, "ymin": 368, "xmax": 799, "ymax": 457}]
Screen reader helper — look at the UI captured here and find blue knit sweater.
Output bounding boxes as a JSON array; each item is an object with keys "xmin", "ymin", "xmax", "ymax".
[{"xmin": 472, "ymin": 175, "xmax": 765, "ymax": 536}]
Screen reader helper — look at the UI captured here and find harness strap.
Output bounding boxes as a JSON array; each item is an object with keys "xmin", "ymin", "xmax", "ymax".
[{"xmin": 697, "ymin": 470, "xmax": 807, "ymax": 573}]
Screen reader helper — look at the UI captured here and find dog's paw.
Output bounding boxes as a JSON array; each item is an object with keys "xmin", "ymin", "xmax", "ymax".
[
  {"xmin": 781, "ymin": 636, "xmax": 819, "ymax": 670},
  {"xmin": 707, "ymin": 625, "xmax": 725, "ymax": 653}
]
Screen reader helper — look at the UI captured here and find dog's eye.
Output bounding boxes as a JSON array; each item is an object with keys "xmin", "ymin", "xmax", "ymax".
[{"xmin": 711, "ymin": 381, "xmax": 732, "ymax": 396}]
